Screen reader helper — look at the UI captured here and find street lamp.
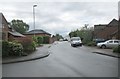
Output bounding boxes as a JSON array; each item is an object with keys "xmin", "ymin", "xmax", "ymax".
[{"xmin": 33, "ymin": 4, "xmax": 37, "ymax": 37}]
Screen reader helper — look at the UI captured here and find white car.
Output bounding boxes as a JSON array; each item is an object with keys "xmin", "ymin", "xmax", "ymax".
[
  {"xmin": 97, "ymin": 39, "xmax": 120, "ymax": 49},
  {"xmin": 70, "ymin": 37, "xmax": 82, "ymax": 47}
]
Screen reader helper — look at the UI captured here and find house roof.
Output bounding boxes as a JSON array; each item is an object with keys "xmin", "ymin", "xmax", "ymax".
[
  {"xmin": 24, "ymin": 29, "xmax": 51, "ymax": 35},
  {"xmin": 0, "ymin": 13, "xmax": 8, "ymax": 24},
  {"xmin": 9, "ymin": 31, "xmax": 26, "ymax": 37},
  {"xmin": 108, "ymin": 19, "xmax": 118, "ymax": 27},
  {"xmin": 94, "ymin": 24, "xmax": 107, "ymax": 26}
]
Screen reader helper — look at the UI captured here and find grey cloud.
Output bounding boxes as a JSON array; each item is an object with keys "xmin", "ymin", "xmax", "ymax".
[{"xmin": 0, "ymin": 2, "xmax": 118, "ymax": 36}]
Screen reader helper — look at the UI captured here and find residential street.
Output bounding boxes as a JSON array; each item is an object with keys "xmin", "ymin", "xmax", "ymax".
[{"xmin": 3, "ymin": 41, "xmax": 118, "ymax": 77}]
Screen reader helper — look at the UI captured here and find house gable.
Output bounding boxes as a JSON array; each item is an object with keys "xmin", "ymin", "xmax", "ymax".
[
  {"xmin": 94, "ymin": 19, "xmax": 119, "ymax": 40},
  {"xmin": 0, "ymin": 13, "xmax": 9, "ymax": 40},
  {"xmin": 108, "ymin": 19, "xmax": 118, "ymax": 27}
]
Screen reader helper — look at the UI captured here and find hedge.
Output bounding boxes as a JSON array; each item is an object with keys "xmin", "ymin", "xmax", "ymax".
[
  {"xmin": 2, "ymin": 41, "xmax": 23, "ymax": 57},
  {"xmin": 43, "ymin": 36, "xmax": 49, "ymax": 44},
  {"xmin": 37, "ymin": 36, "xmax": 43, "ymax": 45},
  {"xmin": 32, "ymin": 36, "xmax": 49, "ymax": 45},
  {"xmin": 19, "ymin": 38, "xmax": 36, "ymax": 53},
  {"xmin": 113, "ymin": 45, "xmax": 120, "ymax": 53},
  {"xmin": 86, "ymin": 41, "xmax": 96, "ymax": 46}
]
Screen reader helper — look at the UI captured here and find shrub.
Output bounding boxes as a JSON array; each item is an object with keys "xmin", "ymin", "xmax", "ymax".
[
  {"xmin": 86, "ymin": 41, "xmax": 96, "ymax": 46},
  {"xmin": 19, "ymin": 38, "xmax": 36, "ymax": 53},
  {"xmin": 8, "ymin": 42, "xmax": 23, "ymax": 56},
  {"xmin": 43, "ymin": 36, "xmax": 49, "ymax": 44},
  {"xmin": 32, "ymin": 36, "xmax": 39, "ymax": 46},
  {"xmin": 32, "ymin": 36, "xmax": 38, "ymax": 44},
  {"xmin": 113, "ymin": 45, "xmax": 120, "ymax": 53},
  {"xmin": 2, "ymin": 41, "xmax": 9, "ymax": 57},
  {"xmin": 37, "ymin": 36, "xmax": 43, "ymax": 45},
  {"xmin": 2, "ymin": 41, "xmax": 23, "ymax": 57}
]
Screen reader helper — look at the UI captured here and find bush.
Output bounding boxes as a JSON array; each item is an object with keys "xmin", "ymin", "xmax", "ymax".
[
  {"xmin": 2, "ymin": 41, "xmax": 23, "ymax": 57},
  {"xmin": 32, "ymin": 36, "xmax": 38, "ymax": 44},
  {"xmin": 113, "ymin": 45, "xmax": 120, "ymax": 53},
  {"xmin": 43, "ymin": 36, "xmax": 49, "ymax": 44},
  {"xmin": 19, "ymin": 38, "xmax": 36, "ymax": 53},
  {"xmin": 86, "ymin": 41, "xmax": 96, "ymax": 46},
  {"xmin": 2, "ymin": 41, "xmax": 9, "ymax": 56},
  {"xmin": 37, "ymin": 36, "xmax": 43, "ymax": 45},
  {"xmin": 32, "ymin": 36, "xmax": 40, "ymax": 46}
]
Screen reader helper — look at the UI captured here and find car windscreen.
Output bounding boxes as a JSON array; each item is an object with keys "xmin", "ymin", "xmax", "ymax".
[{"xmin": 71, "ymin": 37, "xmax": 80, "ymax": 41}]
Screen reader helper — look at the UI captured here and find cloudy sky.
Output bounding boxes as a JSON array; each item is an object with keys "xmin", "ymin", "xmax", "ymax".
[{"xmin": 0, "ymin": 0, "xmax": 119, "ymax": 36}]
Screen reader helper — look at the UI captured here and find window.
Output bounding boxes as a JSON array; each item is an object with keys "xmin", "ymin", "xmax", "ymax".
[
  {"xmin": 114, "ymin": 41, "xmax": 119, "ymax": 43},
  {"xmin": 108, "ymin": 41, "xmax": 113, "ymax": 43}
]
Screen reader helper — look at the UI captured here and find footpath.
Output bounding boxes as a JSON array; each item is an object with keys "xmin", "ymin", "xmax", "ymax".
[
  {"xmin": 2, "ymin": 44, "xmax": 51, "ymax": 64},
  {"xmin": 83, "ymin": 46, "xmax": 120, "ymax": 58}
]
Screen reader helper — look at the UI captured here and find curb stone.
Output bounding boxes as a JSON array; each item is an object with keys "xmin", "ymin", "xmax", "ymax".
[
  {"xmin": 2, "ymin": 52, "xmax": 50, "ymax": 64},
  {"xmin": 92, "ymin": 52, "xmax": 120, "ymax": 58}
]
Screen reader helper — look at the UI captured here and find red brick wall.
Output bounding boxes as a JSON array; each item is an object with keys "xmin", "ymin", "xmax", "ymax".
[
  {"xmin": 2, "ymin": 14, "xmax": 9, "ymax": 41},
  {"xmin": 95, "ymin": 26, "xmax": 118, "ymax": 40},
  {"xmin": 8, "ymin": 34, "xmax": 27, "ymax": 42},
  {"xmin": 24, "ymin": 33, "xmax": 52, "ymax": 44}
]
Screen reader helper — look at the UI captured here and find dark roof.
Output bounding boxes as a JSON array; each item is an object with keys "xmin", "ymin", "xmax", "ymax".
[
  {"xmin": 94, "ymin": 24, "xmax": 107, "ymax": 26},
  {"xmin": 24, "ymin": 29, "xmax": 51, "ymax": 35},
  {"xmin": 108, "ymin": 19, "xmax": 118, "ymax": 27},
  {"xmin": 9, "ymin": 31, "xmax": 26, "ymax": 37}
]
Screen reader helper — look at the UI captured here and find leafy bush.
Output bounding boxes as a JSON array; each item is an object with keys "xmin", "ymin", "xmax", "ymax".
[
  {"xmin": 43, "ymin": 36, "xmax": 49, "ymax": 44},
  {"xmin": 2, "ymin": 41, "xmax": 9, "ymax": 56},
  {"xmin": 37, "ymin": 36, "xmax": 43, "ymax": 45},
  {"xmin": 32, "ymin": 36, "xmax": 40, "ymax": 46},
  {"xmin": 86, "ymin": 41, "xmax": 96, "ymax": 46},
  {"xmin": 113, "ymin": 45, "xmax": 120, "ymax": 53},
  {"xmin": 19, "ymin": 38, "xmax": 36, "ymax": 53},
  {"xmin": 2, "ymin": 41, "xmax": 23, "ymax": 57},
  {"xmin": 32, "ymin": 36, "xmax": 38, "ymax": 44}
]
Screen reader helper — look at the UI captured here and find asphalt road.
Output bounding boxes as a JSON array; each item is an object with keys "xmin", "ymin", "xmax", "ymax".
[{"xmin": 2, "ymin": 41, "xmax": 118, "ymax": 77}]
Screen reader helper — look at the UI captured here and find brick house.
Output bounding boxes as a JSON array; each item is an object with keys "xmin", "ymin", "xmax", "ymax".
[
  {"xmin": 0, "ymin": 13, "xmax": 26, "ymax": 41},
  {"xmin": 24, "ymin": 29, "xmax": 52, "ymax": 43},
  {"xmin": 94, "ymin": 19, "xmax": 119, "ymax": 40},
  {"xmin": 0, "ymin": 13, "xmax": 9, "ymax": 41},
  {"xmin": 94, "ymin": 24, "xmax": 107, "ymax": 39},
  {"xmin": 8, "ymin": 28, "xmax": 26, "ymax": 41}
]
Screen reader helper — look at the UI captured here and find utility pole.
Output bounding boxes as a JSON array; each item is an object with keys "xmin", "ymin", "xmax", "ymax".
[{"xmin": 33, "ymin": 4, "xmax": 37, "ymax": 37}]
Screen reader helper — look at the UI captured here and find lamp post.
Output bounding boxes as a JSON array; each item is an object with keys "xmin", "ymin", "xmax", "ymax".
[{"xmin": 33, "ymin": 4, "xmax": 37, "ymax": 37}]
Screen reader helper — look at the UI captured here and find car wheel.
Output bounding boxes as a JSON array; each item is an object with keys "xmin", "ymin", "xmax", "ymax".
[{"xmin": 101, "ymin": 45, "xmax": 106, "ymax": 49}]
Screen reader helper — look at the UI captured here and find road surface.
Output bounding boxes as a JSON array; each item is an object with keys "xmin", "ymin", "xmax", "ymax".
[{"xmin": 2, "ymin": 41, "xmax": 118, "ymax": 77}]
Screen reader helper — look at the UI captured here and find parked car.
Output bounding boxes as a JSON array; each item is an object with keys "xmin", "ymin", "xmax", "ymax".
[
  {"xmin": 70, "ymin": 37, "xmax": 82, "ymax": 47},
  {"xmin": 63, "ymin": 39, "xmax": 68, "ymax": 41},
  {"xmin": 59, "ymin": 39, "xmax": 63, "ymax": 41},
  {"xmin": 97, "ymin": 39, "xmax": 120, "ymax": 49},
  {"xmin": 93, "ymin": 39, "xmax": 106, "ymax": 44}
]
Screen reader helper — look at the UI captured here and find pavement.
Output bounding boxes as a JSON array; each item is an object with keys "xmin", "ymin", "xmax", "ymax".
[
  {"xmin": 2, "ymin": 44, "xmax": 51, "ymax": 64},
  {"xmin": 2, "ymin": 41, "xmax": 119, "ymax": 64},
  {"xmin": 82, "ymin": 46, "xmax": 120, "ymax": 58}
]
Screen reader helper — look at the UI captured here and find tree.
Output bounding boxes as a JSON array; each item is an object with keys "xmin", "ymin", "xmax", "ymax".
[
  {"xmin": 10, "ymin": 19, "xmax": 29, "ymax": 34},
  {"xmin": 69, "ymin": 26, "xmax": 94, "ymax": 44},
  {"xmin": 55, "ymin": 34, "xmax": 63, "ymax": 41}
]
